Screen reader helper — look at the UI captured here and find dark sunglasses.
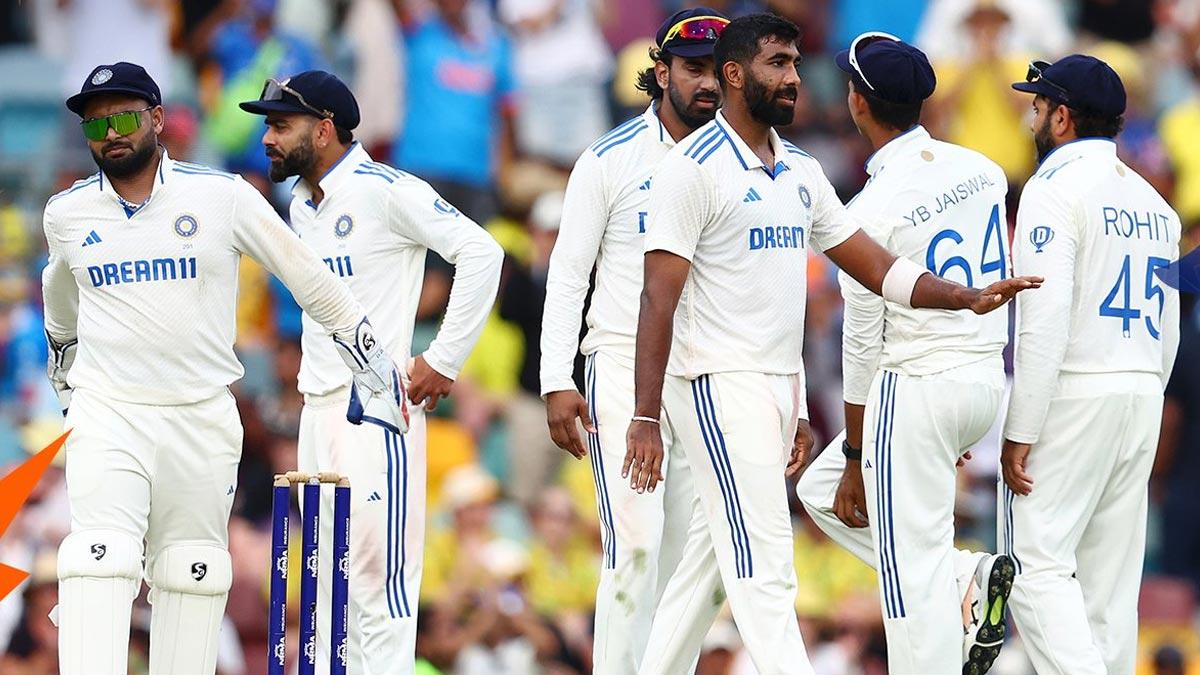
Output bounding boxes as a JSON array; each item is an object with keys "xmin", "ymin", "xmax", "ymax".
[
  {"xmin": 260, "ymin": 78, "xmax": 334, "ymax": 120},
  {"xmin": 80, "ymin": 107, "xmax": 152, "ymax": 142},
  {"xmin": 1025, "ymin": 61, "xmax": 1072, "ymax": 105}
]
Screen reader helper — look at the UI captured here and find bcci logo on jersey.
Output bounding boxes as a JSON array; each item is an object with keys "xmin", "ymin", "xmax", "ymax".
[
  {"xmin": 174, "ymin": 214, "xmax": 199, "ymax": 238},
  {"xmin": 335, "ymin": 214, "xmax": 354, "ymax": 238},
  {"xmin": 1030, "ymin": 225, "xmax": 1054, "ymax": 253},
  {"xmin": 798, "ymin": 184, "xmax": 812, "ymax": 209}
]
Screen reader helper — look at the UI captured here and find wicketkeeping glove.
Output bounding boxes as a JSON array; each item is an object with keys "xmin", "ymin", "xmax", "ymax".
[
  {"xmin": 333, "ymin": 318, "xmax": 410, "ymax": 435},
  {"xmin": 45, "ymin": 330, "xmax": 76, "ymax": 416}
]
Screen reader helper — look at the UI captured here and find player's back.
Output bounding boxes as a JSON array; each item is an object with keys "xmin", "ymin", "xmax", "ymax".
[
  {"xmin": 846, "ymin": 127, "xmax": 1010, "ymax": 375},
  {"xmin": 1016, "ymin": 138, "xmax": 1181, "ymax": 379}
]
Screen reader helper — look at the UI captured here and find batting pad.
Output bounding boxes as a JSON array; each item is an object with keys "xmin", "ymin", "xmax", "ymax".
[
  {"xmin": 55, "ymin": 529, "xmax": 143, "ymax": 675},
  {"xmin": 148, "ymin": 543, "xmax": 232, "ymax": 675}
]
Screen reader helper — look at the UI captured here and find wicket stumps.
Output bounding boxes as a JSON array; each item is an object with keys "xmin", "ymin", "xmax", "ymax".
[{"xmin": 269, "ymin": 471, "xmax": 351, "ymax": 675}]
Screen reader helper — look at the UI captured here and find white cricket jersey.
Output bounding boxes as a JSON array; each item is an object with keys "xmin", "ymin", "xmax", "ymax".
[
  {"xmin": 1004, "ymin": 138, "xmax": 1181, "ymax": 444},
  {"xmin": 41, "ymin": 149, "xmax": 365, "ymax": 406},
  {"xmin": 840, "ymin": 126, "xmax": 1010, "ymax": 405},
  {"xmin": 540, "ymin": 105, "xmax": 675, "ymax": 396},
  {"xmin": 645, "ymin": 110, "xmax": 859, "ymax": 379},
  {"xmin": 289, "ymin": 143, "xmax": 503, "ymax": 397}
]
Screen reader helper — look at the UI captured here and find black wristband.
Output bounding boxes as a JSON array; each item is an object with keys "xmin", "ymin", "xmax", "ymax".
[{"xmin": 841, "ymin": 439, "xmax": 862, "ymax": 461}]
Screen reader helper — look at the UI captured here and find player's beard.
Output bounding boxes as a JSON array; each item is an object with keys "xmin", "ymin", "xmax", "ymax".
[
  {"xmin": 267, "ymin": 135, "xmax": 317, "ymax": 183},
  {"xmin": 669, "ymin": 80, "xmax": 720, "ymax": 131},
  {"xmin": 745, "ymin": 72, "xmax": 797, "ymax": 127},
  {"xmin": 91, "ymin": 133, "xmax": 158, "ymax": 179},
  {"xmin": 1033, "ymin": 114, "xmax": 1055, "ymax": 163}
]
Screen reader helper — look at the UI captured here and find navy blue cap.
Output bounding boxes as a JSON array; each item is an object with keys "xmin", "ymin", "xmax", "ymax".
[
  {"xmin": 239, "ymin": 70, "xmax": 361, "ymax": 130},
  {"xmin": 656, "ymin": 7, "xmax": 729, "ymax": 58},
  {"xmin": 1012, "ymin": 54, "xmax": 1126, "ymax": 117},
  {"xmin": 835, "ymin": 38, "xmax": 935, "ymax": 104},
  {"xmin": 66, "ymin": 62, "xmax": 162, "ymax": 116}
]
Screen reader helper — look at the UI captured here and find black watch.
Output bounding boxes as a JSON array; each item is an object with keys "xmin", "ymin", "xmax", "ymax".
[{"xmin": 841, "ymin": 439, "xmax": 862, "ymax": 461}]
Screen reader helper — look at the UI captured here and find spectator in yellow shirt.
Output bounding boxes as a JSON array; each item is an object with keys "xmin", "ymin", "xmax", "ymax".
[{"xmin": 524, "ymin": 487, "xmax": 600, "ymax": 616}]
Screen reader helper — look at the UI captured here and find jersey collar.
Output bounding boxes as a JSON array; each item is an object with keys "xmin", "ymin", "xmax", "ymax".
[
  {"xmin": 1036, "ymin": 136, "xmax": 1117, "ymax": 168},
  {"xmin": 98, "ymin": 145, "xmax": 172, "ymax": 217},
  {"xmin": 713, "ymin": 110, "xmax": 790, "ymax": 176},
  {"xmin": 646, "ymin": 103, "xmax": 673, "ymax": 147},
  {"xmin": 864, "ymin": 125, "xmax": 929, "ymax": 177},
  {"xmin": 292, "ymin": 141, "xmax": 370, "ymax": 206}
]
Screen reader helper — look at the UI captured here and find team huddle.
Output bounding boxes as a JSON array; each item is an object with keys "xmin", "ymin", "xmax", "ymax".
[{"xmin": 40, "ymin": 7, "xmax": 1179, "ymax": 675}]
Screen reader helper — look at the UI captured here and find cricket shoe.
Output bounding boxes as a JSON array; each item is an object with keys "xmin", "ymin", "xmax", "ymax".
[{"xmin": 962, "ymin": 553, "xmax": 1015, "ymax": 675}]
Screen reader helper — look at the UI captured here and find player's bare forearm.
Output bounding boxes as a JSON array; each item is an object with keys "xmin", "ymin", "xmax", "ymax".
[
  {"xmin": 626, "ymin": 250, "xmax": 690, "ymax": 493},
  {"xmin": 827, "ymin": 230, "xmax": 1042, "ymax": 313},
  {"xmin": 844, "ymin": 402, "xmax": 866, "ymax": 450},
  {"xmin": 632, "ymin": 251, "xmax": 689, "ymax": 418}
]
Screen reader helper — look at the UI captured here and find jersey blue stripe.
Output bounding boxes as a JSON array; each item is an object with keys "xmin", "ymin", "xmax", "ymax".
[
  {"xmin": 595, "ymin": 122, "xmax": 648, "ymax": 156},
  {"xmin": 781, "ymin": 140, "xmax": 813, "ymax": 158},
  {"xmin": 874, "ymin": 372, "xmax": 898, "ymax": 618},
  {"xmin": 590, "ymin": 116, "xmax": 643, "ymax": 150},
  {"xmin": 397, "ymin": 432, "xmax": 412, "ymax": 617},
  {"xmin": 49, "ymin": 175, "xmax": 100, "ymax": 202},
  {"xmin": 173, "ymin": 161, "xmax": 235, "ymax": 177},
  {"xmin": 353, "ymin": 168, "xmax": 395, "ymax": 183},
  {"xmin": 692, "ymin": 377, "xmax": 747, "ymax": 577},
  {"xmin": 883, "ymin": 372, "xmax": 905, "ymax": 617},
  {"xmin": 696, "ymin": 136, "xmax": 727, "ymax": 165},
  {"xmin": 384, "ymin": 430, "xmax": 398, "ymax": 619},
  {"xmin": 586, "ymin": 355, "xmax": 617, "ymax": 569},
  {"xmin": 686, "ymin": 126, "xmax": 721, "ymax": 157},
  {"xmin": 701, "ymin": 376, "xmax": 752, "ymax": 578},
  {"xmin": 362, "ymin": 161, "xmax": 405, "ymax": 179},
  {"xmin": 172, "ymin": 166, "xmax": 235, "ymax": 180}
]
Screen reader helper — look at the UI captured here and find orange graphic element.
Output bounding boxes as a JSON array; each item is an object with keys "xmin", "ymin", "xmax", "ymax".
[{"xmin": 0, "ymin": 430, "xmax": 69, "ymax": 601}]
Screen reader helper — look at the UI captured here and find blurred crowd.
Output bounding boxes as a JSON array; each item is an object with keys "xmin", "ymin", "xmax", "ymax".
[{"xmin": 0, "ymin": 0, "xmax": 1199, "ymax": 674}]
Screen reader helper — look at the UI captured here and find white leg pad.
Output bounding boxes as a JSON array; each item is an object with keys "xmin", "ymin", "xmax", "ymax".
[
  {"xmin": 56, "ymin": 529, "xmax": 144, "ymax": 675},
  {"xmin": 147, "ymin": 543, "xmax": 232, "ymax": 675}
]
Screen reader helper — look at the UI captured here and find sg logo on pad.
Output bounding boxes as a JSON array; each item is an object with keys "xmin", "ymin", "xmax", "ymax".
[{"xmin": 1030, "ymin": 226, "xmax": 1054, "ymax": 253}]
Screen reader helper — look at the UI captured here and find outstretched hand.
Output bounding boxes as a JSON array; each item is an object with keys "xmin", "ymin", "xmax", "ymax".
[{"xmin": 970, "ymin": 276, "xmax": 1043, "ymax": 314}]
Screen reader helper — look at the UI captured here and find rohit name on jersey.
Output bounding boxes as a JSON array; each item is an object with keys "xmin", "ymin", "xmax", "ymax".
[{"xmin": 87, "ymin": 257, "xmax": 198, "ymax": 287}]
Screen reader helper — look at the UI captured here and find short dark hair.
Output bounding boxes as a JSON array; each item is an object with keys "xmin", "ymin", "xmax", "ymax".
[
  {"xmin": 635, "ymin": 46, "xmax": 672, "ymax": 100},
  {"xmin": 1070, "ymin": 108, "xmax": 1123, "ymax": 139},
  {"xmin": 1040, "ymin": 95, "xmax": 1124, "ymax": 139},
  {"xmin": 335, "ymin": 124, "xmax": 354, "ymax": 144},
  {"xmin": 850, "ymin": 78, "xmax": 922, "ymax": 131},
  {"xmin": 713, "ymin": 13, "xmax": 800, "ymax": 86}
]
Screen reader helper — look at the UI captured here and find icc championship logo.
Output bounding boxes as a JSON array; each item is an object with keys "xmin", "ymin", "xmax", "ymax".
[
  {"xmin": 1030, "ymin": 225, "xmax": 1054, "ymax": 253},
  {"xmin": 335, "ymin": 214, "xmax": 354, "ymax": 238},
  {"xmin": 433, "ymin": 198, "xmax": 459, "ymax": 216},
  {"xmin": 174, "ymin": 214, "xmax": 199, "ymax": 239}
]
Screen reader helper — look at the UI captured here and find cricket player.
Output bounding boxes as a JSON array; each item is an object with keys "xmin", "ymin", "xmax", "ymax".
[
  {"xmin": 42, "ymin": 62, "xmax": 407, "ymax": 675},
  {"xmin": 794, "ymin": 34, "xmax": 1015, "ymax": 675},
  {"xmin": 539, "ymin": 9, "xmax": 728, "ymax": 673},
  {"xmin": 240, "ymin": 71, "xmax": 503, "ymax": 674},
  {"xmin": 1002, "ymin": 55, "xmax": 1181, "ymax": 675},
  {"xmin": 624, "ymin": 15, "xmax": 1040, "ymax": 675}
]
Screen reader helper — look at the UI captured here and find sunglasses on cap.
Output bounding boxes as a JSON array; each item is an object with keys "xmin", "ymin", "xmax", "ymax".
[
  {"xmin": 260, "ymin": 77, "xmax": 334, "ymax": 119},
  {"xmin": 80, "ymin": 107, "xmax": 153, "ymax": 142},
  {"xmin": 1024, "ymin": 60, "xmax": 1072, "ymax": 105},
  {"xmin": 661, "ymin": 15, "xmax": 730, "ymax": 47},
  {"xmin": 847, "ymin": 31, "xmax": 901, "ymax": 91}
]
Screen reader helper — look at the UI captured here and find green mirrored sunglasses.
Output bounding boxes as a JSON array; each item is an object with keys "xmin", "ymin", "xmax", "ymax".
[{"xmin": 80, "ymin": 107, "xmax": 152, "ymax": 142}]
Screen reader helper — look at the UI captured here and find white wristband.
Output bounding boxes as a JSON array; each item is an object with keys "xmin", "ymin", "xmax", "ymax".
[
  {"xmin": 631, "ymin": 416, "xmax": 660, "ymax": 425},
  {"xmin": 881, "ymin": 257, "xmax": 928, "ymax": 308}
]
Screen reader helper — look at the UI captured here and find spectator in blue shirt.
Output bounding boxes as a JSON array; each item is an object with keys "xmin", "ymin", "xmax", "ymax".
[{"xmin": 394, "ymin": 0, "xmax": 519, "ymax": 223}]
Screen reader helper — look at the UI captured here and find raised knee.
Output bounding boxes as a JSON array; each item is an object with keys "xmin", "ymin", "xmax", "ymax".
[
  {"xmin": 58, "ymin": 529, "xmax": 142, "ymax": 581},
  {"xmin": 151, "ymin": 543, "xmax": 232, "ymax": 596}
]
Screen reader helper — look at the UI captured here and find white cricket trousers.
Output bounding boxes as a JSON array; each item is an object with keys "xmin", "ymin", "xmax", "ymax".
[
  {"xmin": 797, "ymin": 360, "xmax": 1003, "ymax": 674},
  {"xmin": 298, "ymin": 386, "xmax": 427, "ymax": 675},
  {"xmin": 1000, "ymin": 372, "xmax": 1163, "ymax": 675},
  {"xmin": 57, "ymin": 388, "xmax": 242, "ymax": 675},
  {"xmin": 639, "ymin": 371, "xmax": 810, "ymax": 675},
  {"xmin": 583, "ymin": 351, "xmax": 700, "ymax": 674}
]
